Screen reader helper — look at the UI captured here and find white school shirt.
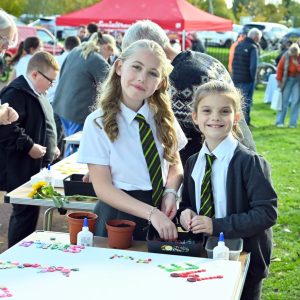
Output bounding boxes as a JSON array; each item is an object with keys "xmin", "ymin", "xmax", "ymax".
[
  {"xmin": 191, "ymin": 133, "xmax": 238, "ymax": 218},
  {"xmin": 77, "ymin": 101, "xmax": 187, "ymax": 191}
]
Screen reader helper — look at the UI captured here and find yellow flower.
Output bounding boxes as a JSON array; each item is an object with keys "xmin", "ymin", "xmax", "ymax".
[
  {"xmin": 27, "ymin": 181, "xmax": 47, "ymax": 198},
  {"xmin": 32, "ymin": 181, "xmax": 47, "ymax": 190}
]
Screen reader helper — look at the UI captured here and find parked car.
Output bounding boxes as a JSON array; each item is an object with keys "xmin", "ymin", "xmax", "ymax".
[
  {"xmin": 28, "ymin": 16, "xmax": 76, "ymax": 39},
  {"xmin": 197, "ymin": 30, "xmax": 238, "ymax": 48},
  {"xmin": 242, "ymin": 22, "xmax": 289, "ymax": 50},
  {"xmin": 5, "ymin": 25, "xmax": 63, "ymax": 58},
  {"xmin": 281, "ymin": 28, "xmax": 300, "ymax": 44}
]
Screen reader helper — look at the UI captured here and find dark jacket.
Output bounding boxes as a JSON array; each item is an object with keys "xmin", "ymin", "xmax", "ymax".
[
  {"xmin": 179, "ymin": 143, "xmax": 277, "ymax": 280},
  {"xmin": 0, "ymin": 76, "xmax": 55, "ymax": 192},
  {"xmin": 191, "ymin": 39, "xmax": 205, "ymax": 53},
  {"xmin": 232, "ymin": 37, "xmax": 259, "ymax": 83}
]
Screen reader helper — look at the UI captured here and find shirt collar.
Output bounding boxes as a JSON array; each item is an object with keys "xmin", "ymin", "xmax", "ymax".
[
  {"xmin": 201, "ymin": 133, "xmax": 238, "ymax": 161},
  {"xmin": 24, "ymin": 74, "xmax": 40, "ymax": 96},
  {"xmin": 120, "ymin": 100, "xmax": 150, "ymax": 125}
]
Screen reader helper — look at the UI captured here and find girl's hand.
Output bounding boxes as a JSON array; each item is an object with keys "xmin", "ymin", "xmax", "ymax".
[
  {"xmin": 190, "ymin": 215, "xmax": 213, "ymax": 235},
  {"xmin": 160, "ymin": 193, "xmax": 177, "ymax": 219},
  {"xmin": 151, "ymin": 208, "xmax": 178, "ymax": 241},
  {"xmin": 180, "ymin": 209, "xmax": 196, "ymax": 231},
  {"xmin": 82, "ymin": 172, "xmax": 91, "ymax": 182}
]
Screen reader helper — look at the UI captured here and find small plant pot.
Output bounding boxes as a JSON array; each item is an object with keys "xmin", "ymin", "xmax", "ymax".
[
  {"xmin": 67, "ymin": 211, "xmax": 98, "ymax": 244},
  {"xmin": 106, "ymin": 219, "xmax": 136, "ymax": 249}
]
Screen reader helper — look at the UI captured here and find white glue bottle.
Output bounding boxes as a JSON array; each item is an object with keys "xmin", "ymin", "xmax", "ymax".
[
  {"xmin": 44, "ymin": 164, "xmax": 53, "ymax": 186},
  {"xmin": 77, "ymin": 217, "xmax": 94, "ymax": 247},
  {"xmin": 213, "ymin": 232, "xmax": 229, "ymax": 260}
]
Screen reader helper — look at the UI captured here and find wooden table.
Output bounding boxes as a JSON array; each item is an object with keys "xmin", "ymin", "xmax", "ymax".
[{"xmin": 0, "ymin": 231, "xmax": 250, "ymax": 300}]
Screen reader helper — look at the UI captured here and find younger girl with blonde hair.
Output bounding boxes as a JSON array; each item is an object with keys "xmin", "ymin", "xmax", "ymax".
[
  {"xmin": 78, "ymin": 39, "xmax": 187, "ymax": 241},
  {"xmin": 179, "ymin": 80, "xmax": 277, "ymax": 300}
]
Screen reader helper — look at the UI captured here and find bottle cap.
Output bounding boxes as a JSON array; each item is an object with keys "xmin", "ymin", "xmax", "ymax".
[
  {"xmin": 83, "ymin": 217, "xmax": 88, "ymax": 227},
  {"xmin": 219, "ymin": 232, "xmax": 225, "ymax": 242}
]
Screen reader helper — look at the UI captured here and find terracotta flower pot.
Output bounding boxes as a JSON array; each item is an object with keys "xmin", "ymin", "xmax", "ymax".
[
  {"xmin": 67, "ymin": 211, "xmax": 98, "ymax": 244},
  {"xmin": 106, "ymin": 219, "xmax": 136, "ymax": 249}
]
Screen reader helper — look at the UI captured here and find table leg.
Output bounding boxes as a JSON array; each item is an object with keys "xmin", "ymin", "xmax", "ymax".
[{"xmin": 43, "ymin": 207, "xmax": 57, "ymax": 231}]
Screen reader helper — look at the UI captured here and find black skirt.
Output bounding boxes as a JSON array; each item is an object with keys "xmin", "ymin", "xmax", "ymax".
[{"xmin": 93, "ymin": 190, "xmax": 153, "ymax": 241}]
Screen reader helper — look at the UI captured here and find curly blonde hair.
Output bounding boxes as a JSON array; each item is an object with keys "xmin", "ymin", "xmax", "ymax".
[
  {"xmin": 96, "ymin": 39, "xmax": 178, "ymax": 164},
  {"xmin": 192, "ymin": 80, "xmax": 244, "ymax": 141}
]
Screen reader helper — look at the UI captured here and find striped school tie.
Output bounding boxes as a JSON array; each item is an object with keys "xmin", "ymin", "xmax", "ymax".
[
  {"xmin": 199, "ymin": 153, "xmax": 216, "ymax": 218},
  {"xmin": 135, "ymin": 113, "xmax": 163, "ymax": 207}
]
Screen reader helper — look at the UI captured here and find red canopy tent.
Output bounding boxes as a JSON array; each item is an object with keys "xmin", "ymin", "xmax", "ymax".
[{"xmin": 56, "ymin": 0, "xmax": 232, "ymax": 32}]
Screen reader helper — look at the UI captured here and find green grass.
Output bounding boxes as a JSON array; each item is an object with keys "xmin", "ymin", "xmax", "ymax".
[{"xmin": 251, "ymin": 85, "xmax": 300, "ymax": 300}]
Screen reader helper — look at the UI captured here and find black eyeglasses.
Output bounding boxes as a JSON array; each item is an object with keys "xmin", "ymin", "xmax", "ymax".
[{"xmin": 37, "ymin": 70, "xmax": 55, "ymax": 86}]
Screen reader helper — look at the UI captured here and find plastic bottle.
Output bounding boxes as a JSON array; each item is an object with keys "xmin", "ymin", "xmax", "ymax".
[
  {"xmin": 213, "ymin": 232, "xmax": 229, "ymax": 260},
  {"xmin": 44, "ymin": 164, "xmax": 54, "ymax": 186},
  {"xmin": 77, "ymin": 217, "xmax": 94, "ymax": 247}
]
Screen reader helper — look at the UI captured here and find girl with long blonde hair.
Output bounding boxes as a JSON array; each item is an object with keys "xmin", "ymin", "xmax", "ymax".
[{"xmin": 78, "ymin": 39, "xmax": 187, "ymax": 241}]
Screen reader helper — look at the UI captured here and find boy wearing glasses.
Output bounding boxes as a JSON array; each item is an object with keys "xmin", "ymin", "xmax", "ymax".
[{"xmin": 0, "ymin": 51, "xmax": 60, "ymax": 247}]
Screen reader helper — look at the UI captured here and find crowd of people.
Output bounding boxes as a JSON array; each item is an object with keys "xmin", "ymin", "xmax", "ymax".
[{"xmin": 0, "ymin": 8, "xmax": 282, "ymax": 300}]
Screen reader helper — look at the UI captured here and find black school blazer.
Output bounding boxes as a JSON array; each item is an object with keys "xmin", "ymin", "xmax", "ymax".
[{"xmin": 179, "ymin": 143, "xmax": 278, "ymax": 279}]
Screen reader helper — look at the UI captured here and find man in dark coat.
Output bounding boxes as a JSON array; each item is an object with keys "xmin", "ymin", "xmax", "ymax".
[
  {"xmin": 232, "ymin": 28, "xmax": 262, "ymax": 125},
  {"xmin": 0, "ymin": 51, "xmax": 60, "ymax": 247}
]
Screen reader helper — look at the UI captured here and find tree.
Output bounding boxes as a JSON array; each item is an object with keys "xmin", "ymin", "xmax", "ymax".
[
  {"xmin": 0, "ymin": 0, "xmax": 26, "ymax": 17},
  {"xmin": 189, "ymin": 0, "xmax": 234, "ymax": 21}
]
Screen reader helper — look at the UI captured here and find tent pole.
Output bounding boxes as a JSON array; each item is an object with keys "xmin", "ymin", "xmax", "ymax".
[{"xmin": 182, "ymin": 30, "xmax": 186, "ymax": 51}]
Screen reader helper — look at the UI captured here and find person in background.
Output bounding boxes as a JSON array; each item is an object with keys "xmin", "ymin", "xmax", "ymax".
[
  {"xmin": 0, "ymin": 52, "xmax": 60, "ymax": 247},
  {"xmin": 82, "ymin": 22, "xmax": 98, "ymax": 42},
  {"xmin": 179, "ymin": 80, "xmax": 277, "ymax": 300},
  {"xmin": 77, "ymin": 25, "xmax": 87, "ymax": 42},
  {"xmin": 275, "ymin": 40, "xmax": 292, "ymax": 66},
  {"xmin": 0, "ymin": 9, "xmax": 19, "ymax": 124},
  {"xmin": 191, "ymin": 32, "xmax": 205, "ymax": 53},
  {"xmin": 10, "ymin": 36, "xmax": 43, "ymax": 80},
  {"xmin": 47, "ymin": 36, "xmax": 81, "ymax": 159},
  {"xmin": 276, "ymin": 43, "xmax": 300, "ymax": 128},
  {"xmin": 78, "ymin": 39, "xmax": 187, "ymax": 241},
  {"xmin": 228, "ymin": 31, "xmax": 246, "ymax": 74},
  {"xmin": 0, "ymin": 9, "xmax": 17, "ymax": 56},
  {"xmin": 122, "ymin": 20, "xmax": 256, "ymax": 166},
  {"xmin": 232, "ymin": 28, "xmax": 262, "ymax": 126},
  {"xmin": 53, "ymin": 32, "xmax": 112, "ymax": 156}
]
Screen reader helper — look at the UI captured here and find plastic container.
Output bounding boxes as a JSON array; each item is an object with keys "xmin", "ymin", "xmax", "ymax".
[
  {"xmin": 205, "ymin": 236, "xmax": 243, "ymax": 261},
  {"xmin": 147, "ymin": 225, "xmax": 204, "ymax": 257},
  {"xmin": 77, "ymin": 217, "xmax": 94, "ymax": 246},
  {"xmin": 63, "ymin": 174, "xmax": 96, "ymax": 197}
]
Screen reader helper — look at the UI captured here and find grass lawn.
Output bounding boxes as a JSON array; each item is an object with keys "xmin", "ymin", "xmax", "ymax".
[{"xmin": 251, "ymin": 85, "xmax": 300, "ymax": 300}]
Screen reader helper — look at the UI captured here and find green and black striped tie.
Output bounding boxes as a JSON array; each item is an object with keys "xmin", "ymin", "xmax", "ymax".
[
  {"xmin": 200, "ymin": 153, "xmax": 216, "ymax": 218},
  {"xmin": 135, "ymin": 113, "xmax": 163, "ymax": 207}
]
